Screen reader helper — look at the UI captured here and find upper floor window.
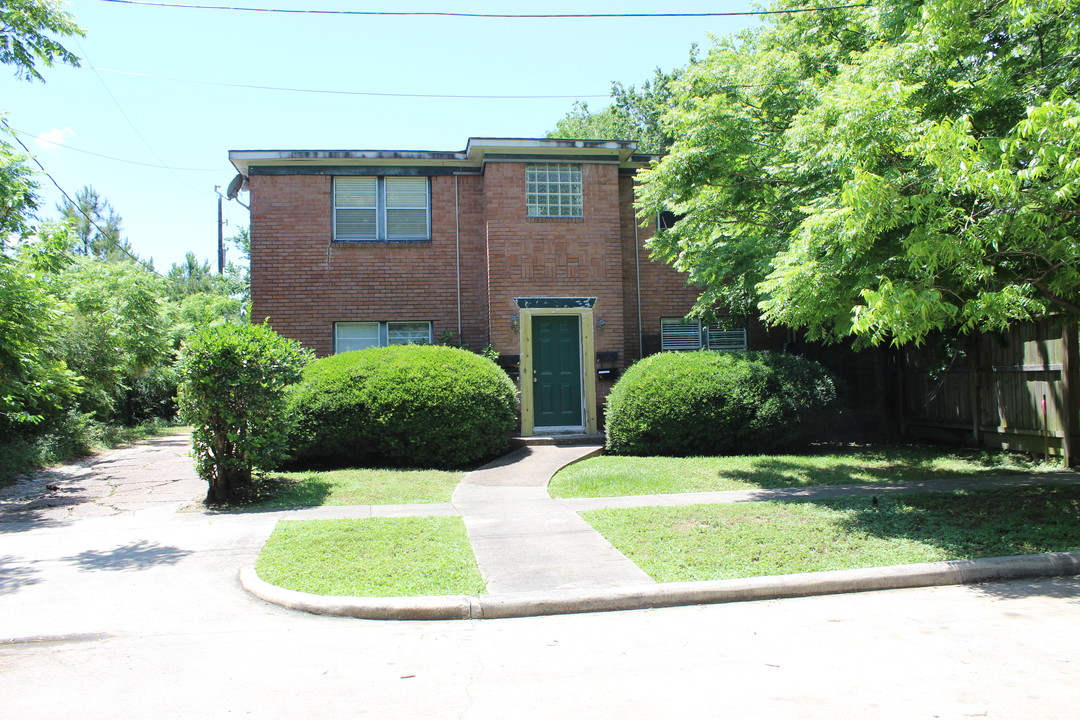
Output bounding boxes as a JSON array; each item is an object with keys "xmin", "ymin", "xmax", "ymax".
[
  {"xmin": 660, "ymin": 317, "xmax": 747, "ymax": 352},
  {"xmin": 334, "ymin": 176, "xmax": 430, "ymax": 241},
  {"xmin": 526, "ymin": 163, "xmax": 582, "ymax": 217},
  {"xmin": 335, "ymin": 321, "xmax": 432, "ymax": 353}
]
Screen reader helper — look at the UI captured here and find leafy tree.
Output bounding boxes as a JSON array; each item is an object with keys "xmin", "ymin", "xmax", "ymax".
[
  {"xmin": 0, "ymin": 125, "xmax": 39, "ymax": 244},
  {"xmin": 165, "ymin": 251, "xmax": 215, "ymax": 300},
  {"xmin": 638, "ymin": 0, "xmax": 1080, "ymax": 346},
  {"xmin": 0, "ymin": 0, "xmax": 83, "ymax": 82},
  {"xmin": 228, "ymin": 226, "xmax": 250, "ymax": 262},
  {"xmin": 56, "ymin": 185, "xmax": 137, "ymax": 261},
  {"xmin": 55, "ymin": 256, "xmax": 172, "ymax": 421},
  {"xmin": 177, "ymin": 324, "xmax": 310, "ymax": 504},
  {"xmin": 549, "ymin": 62, "xmax": 693, "ymax": 155},
  {"xmin": 0, "ymin": 224, "xmax": 81, "ymax": 429}
]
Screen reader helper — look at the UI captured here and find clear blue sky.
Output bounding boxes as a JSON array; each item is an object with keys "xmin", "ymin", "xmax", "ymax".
[{"xmin": 2, "ymin": 0, "xmax": 762, "ymax": 271}]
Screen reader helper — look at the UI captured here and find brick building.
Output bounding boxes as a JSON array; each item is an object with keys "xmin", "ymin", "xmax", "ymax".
[{"xmin": 229, "ymin": 138, "xmax": 785, "ymax": 436}]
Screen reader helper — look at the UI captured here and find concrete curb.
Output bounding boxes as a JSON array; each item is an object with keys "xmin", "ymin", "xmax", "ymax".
[{"xmin": 240, "ymin": 550, "xmax": 1080, "ymax": 621}]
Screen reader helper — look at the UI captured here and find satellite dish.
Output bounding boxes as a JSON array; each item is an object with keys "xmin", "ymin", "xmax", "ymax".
[{"xmin": 226, "ymin": 173, "xmax": 247, "ymax": 200}]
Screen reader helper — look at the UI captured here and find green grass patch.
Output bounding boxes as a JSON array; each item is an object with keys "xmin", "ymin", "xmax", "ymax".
[
  {"xmin": 255, "ymin": 516, "xmax": 486, "ymax": 597},
  {"xmin": 550, "ymin": 445, "xmax": 1059, "ymax": 498},
  {"xmin": 583, "ymin": 486, "xmax": 1080, "ymax": 582},
  {"xmin": 247, "ymin": 467, "xmax": 465, "ymax": 507}
]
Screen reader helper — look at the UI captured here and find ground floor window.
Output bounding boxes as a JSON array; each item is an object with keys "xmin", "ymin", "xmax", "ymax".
[
  {"xmin": 660, "ymin": 317, "xmax": 747, "ymax": 352},
  {"xmin": 334, "ymin": 321, "xmax": 432, "ymax": 353}
]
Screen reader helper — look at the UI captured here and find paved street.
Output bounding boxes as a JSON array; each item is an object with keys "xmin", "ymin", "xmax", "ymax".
[{"xmin": 2, "ymin": 434, "xmax": 1079, "ymax": 718}]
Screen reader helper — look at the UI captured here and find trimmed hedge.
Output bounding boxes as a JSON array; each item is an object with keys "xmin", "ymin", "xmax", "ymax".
[
  {"xmin": 288, "ymin": 344, "xmax": 518, "ymax": 469},
  {"xmin": 604, "ymin": 350, "xmax": 838, "ymax": 456}
]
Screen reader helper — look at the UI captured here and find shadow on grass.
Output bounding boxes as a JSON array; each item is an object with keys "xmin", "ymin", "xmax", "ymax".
[
  {"xmin": 229, "ymin": 474, "xmax": 335, "ymax": 510},
  {"xmin": 713, "ymin": 445, "xmax": 1051, "ymax": 490},
  {"xmin": 803, "ymin": 485, "xmax": 1080, "ymax": 568}
]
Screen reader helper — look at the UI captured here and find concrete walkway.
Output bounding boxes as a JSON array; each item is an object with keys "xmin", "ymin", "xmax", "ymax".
[
  {"xmin": 6, "ymin": 432, "xmax": 1080, "ymax": 620},
  {"xmin": 451, "ymin": 445, "xmax": 654, "ymax": 593}
]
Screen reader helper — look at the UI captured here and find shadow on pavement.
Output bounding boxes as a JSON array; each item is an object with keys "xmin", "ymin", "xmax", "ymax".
[
  {"xmin": 0, "ymin": 502, "xmax": 73, "ymax": 533},
  {"xmin": 0, "ymin": 555, "xmax": 40, "ymax": 594},
  {"xmin": 970, "ymin": 575, "xmax": 1080, "ymax": 604},
  {"xmin": 62, "ymin": 540, "xmax": 193, "ymax": 572}
]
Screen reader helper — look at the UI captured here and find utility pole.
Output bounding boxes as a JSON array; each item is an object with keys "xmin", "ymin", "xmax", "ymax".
[{"xmin": 215, "ymin": 186, "xmax": 225, "ymax": 274}]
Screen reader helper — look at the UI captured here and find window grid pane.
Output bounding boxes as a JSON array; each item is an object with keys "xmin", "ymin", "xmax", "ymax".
[
  {"xmin": 387, "ymin": 322, "xmax": 431, "ymax": 345},
  {"xmin": 334, "ymin": 176, "xmax": 430, "ymax": 241},
  {"xmin": 706, "ymin": 327, "xmax": 748, "ymax": 352},
  {"xmin": 660, "ymin": 317, "xmax": 703, "ymax": 351},
  {"xmin": 335, "ymin": 322, "xmax": 379, "ymax": 353},
  {"xmin": 526, "ymin": 163, "xmax": 582, "ymax": 218}
]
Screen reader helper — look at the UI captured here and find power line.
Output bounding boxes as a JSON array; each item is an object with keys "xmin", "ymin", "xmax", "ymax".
[
  {"xmin": 2, "ymin": 118, "xmax": 161, "ymax": 273},
  {"xmin": 75, "ymin": 39, "xmax": 207, "ymax": 198},
  {"xmin": 98, "ymin": 1, "xmax": 873, "ymax": 18},
  {"xmin": 96, "ymin": 67, "xmax": 610, "ymax": 99},
  {"xmin": 97, "ymin": 66, "xmax": 780, "ymax": 100},
  {"xmin": 6, "ymin": 126, "xmax": 220, "ymax": 171}
]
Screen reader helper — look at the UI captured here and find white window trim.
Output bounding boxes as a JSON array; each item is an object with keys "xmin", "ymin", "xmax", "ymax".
[
  {"xmin": 334, "ymin": 321, "xmax": 433, "ymax": 353},
  {"xmin": 660, "ymin": 317, "xmax": 747, "ymax": 352},
  {"xmin": 333, "ymin": 176, "xmax": 431, "ymax": 242}
]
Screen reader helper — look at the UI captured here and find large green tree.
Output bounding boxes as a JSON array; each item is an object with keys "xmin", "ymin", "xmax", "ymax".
[
  {"xmin": 549, "ymin": 62, "xmax": 693, "ymax": 155},
  {"xmin": 0, "ymin": 0, "xmax": 83, "ymax": 82},
  {"xmin": 55, "ymin": 185, "xmax": 139, "ymax": 261},
  {"xmin": 638, "ymin": 0, "xmax": 1080, "ymax": 345},
  {"xmin": 0, "ymin": 223, "xmax": 81, "ymax": 429}
]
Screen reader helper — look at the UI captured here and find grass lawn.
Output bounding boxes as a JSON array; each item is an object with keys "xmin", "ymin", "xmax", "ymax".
[
  {"xmin": 549, "ymin": 445, "xmax": 1060, "ymax": 498},
  {"xmin": 255, "ymin": 516, "xmax": 486, "ymax": 597},
  {"xmin": 247, "ymin": 467, "xmax": 465, "ymax": 507},
  {"xmin": 583, "ymin": 485, "xmax": 1080, "ymax": 583}
]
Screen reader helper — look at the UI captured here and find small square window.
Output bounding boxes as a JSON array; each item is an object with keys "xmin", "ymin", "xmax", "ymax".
[{"xmin": 526, "ymin": 163, "xmax": 582, "ymax": 218}]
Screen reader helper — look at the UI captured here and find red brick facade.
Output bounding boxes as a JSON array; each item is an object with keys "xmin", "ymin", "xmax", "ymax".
[{"xmin": 234, "ymin": 139, "xmax": 786, "ymax": 432}]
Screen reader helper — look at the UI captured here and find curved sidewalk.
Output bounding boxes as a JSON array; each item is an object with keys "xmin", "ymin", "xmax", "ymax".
[{"xmin": 244, "ymin": 446, "xmax": 1080, "ymax": 619}]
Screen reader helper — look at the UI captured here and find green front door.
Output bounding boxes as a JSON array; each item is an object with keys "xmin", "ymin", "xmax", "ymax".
[{"xmin": 532, "ymin": 315, "xmax": 583, "ymax": 428}]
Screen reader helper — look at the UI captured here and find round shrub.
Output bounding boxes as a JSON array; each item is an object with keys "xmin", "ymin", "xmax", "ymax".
[
  {"xmin": 604, "ymin": 350, "xmax": 838, "ymax": 456},
  {"xmin": 288, "ymin": 344, "xmax": 519, "ymax": 469}
]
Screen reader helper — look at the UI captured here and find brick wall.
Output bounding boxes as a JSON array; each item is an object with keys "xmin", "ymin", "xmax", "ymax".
[
  {"xmin": 248, "ymin": 160, "xmax": 784, "ymax": 399},
  {"xmin": 250, "ymin": 173, "xmax": 481, "ymax": 356},
  {"xmin": 483, "ymin": 162, "xmax": 626, "ymax": 360}
]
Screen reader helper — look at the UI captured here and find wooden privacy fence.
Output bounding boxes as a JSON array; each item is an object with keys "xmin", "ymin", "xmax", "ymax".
[{"xmin": 900, "ymin": 319, "xmax": 1080, "ymax": 465}]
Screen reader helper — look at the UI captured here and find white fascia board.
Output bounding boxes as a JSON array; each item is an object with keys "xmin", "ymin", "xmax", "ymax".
[
  {"xmin": 228, "ymin": 148, "xmax": 472, "ymax": 175},
  {"xmin": 228, "ymin": 137, "xmax": 650, "ymax": 175}
]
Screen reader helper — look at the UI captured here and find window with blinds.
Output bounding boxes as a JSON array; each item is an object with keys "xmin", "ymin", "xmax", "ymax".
[
  {"xmin": 660, "ymin": 317, "xmax": 748, "ymax": 352},
  {"xmin": 334, "ymin": 176, "xmax": 430, "ymax": 241}
]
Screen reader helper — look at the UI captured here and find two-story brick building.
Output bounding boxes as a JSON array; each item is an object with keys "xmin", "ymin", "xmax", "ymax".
[{"xmin": 229, "ymin": 138, "xmax": 785, "ymax": 436}]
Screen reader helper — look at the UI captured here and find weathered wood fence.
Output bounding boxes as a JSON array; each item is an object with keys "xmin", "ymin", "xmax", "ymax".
[{"xmin": 900, "ymin": 319, "xmax": 1080, "ymax": 465}]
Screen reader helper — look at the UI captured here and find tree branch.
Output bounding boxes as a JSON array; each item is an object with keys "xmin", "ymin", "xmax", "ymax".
[{"xmin": 1033, "ymin": 281, "xmax": 1080, "ymax": 316}]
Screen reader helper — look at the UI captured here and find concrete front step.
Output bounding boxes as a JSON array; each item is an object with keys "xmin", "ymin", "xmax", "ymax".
[{"xmin": 511, "ymin": 433, "xmax": 605, "ymax": 447}]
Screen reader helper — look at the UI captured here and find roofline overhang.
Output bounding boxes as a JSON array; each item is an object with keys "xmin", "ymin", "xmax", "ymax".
[{"xmin": 228, "ymin": 137, "xmax": 657, "ymax": 176}]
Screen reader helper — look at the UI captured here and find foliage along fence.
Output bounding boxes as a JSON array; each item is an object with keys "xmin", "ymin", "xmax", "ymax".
[{"xmin": 899, "ymin": 318, "xmax": 1080, "ymax": 464}]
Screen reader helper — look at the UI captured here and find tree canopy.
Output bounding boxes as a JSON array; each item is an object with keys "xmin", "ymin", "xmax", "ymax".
[
  {"xmin": 548, "ymin": 62, "xmax": 693, "ymax": 155},
  {"xmin": 0, "ymin": 0, "xmax": 83, "ymax": 82},
  {"xmin": 636, "ymin": 0, "xmax": 1080, "ymax": 345}
]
